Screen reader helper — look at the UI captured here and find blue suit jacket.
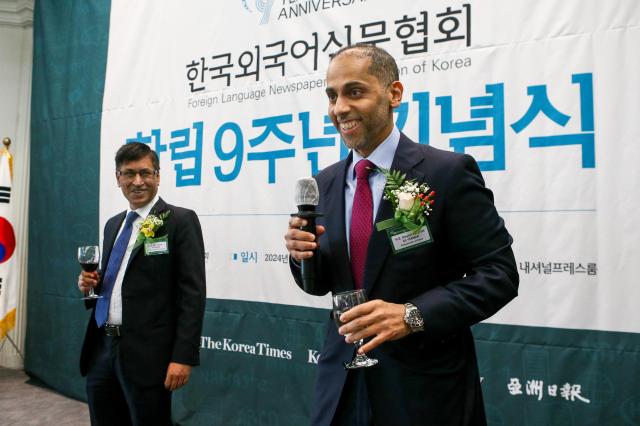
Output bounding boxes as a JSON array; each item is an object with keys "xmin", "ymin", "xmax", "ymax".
[{"xmin": 291, "ymin": 134, "xmax": 518, "ymax": 425}]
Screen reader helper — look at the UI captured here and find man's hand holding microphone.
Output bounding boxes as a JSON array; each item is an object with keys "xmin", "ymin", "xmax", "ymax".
[{"xmin": 285, "ymin": 177, "xmax": 324, "ymax": 292}]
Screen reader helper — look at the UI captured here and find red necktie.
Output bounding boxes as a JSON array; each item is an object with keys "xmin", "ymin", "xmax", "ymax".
[{"xmin": 350, "ymin": 159, "xmax": 375, "ymax": 289}]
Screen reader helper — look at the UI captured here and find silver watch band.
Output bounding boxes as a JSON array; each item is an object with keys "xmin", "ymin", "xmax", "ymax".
[{"xmin": 404, "ymin": 303, "xmax": 425, "ymax": 332}]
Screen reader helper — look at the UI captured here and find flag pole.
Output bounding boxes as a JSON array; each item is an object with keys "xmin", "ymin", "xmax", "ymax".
[
  {"xmin": 0, "ymin": 333, "xmax": 24, "ymax": 360},
  {"xmin": 1, "ymin": 137, "xmax": 12, "ymax": 177}
]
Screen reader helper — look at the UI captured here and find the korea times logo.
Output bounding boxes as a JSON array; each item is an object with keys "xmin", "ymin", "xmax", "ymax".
[{"xmin": 241, "ymin": 0, "xmax": 275, "ymax": 25}]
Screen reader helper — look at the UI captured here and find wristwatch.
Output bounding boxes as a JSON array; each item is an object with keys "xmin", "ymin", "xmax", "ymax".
[{"xmin": 403, "ymin": 303, "xmax": 425, "ymax": 333}]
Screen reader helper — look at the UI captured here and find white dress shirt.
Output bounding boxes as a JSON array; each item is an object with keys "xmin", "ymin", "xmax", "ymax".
[{"xmin": 107, "ymin": 194, "xmax": 159, "ymax": 325}]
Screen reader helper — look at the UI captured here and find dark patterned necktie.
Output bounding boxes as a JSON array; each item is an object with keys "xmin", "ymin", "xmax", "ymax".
[
  {"xmin": 350, "ymin": 159, "xmax": 375, "ymax": 289},
  {"xmin": 95, "ymin": 211, "xmax": 139, "ymax": 328}
]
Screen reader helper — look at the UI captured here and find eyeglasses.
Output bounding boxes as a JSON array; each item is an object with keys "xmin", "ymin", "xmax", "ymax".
[{"xmin": 117, "ymin": 169, "xmax": 158, "ymax": 181}]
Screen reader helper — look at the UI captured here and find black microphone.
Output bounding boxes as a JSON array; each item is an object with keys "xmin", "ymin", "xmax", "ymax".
[{"xmin": 293, "ymin": 177, "xmax": 323, "ymax": 293}]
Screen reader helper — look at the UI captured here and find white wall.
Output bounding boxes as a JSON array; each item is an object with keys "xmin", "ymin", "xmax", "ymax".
[{"xmin": 0, "ymin": 0, "xmax": 33, "ymax": 369}]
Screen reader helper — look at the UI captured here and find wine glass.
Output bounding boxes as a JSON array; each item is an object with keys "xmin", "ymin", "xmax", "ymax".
[
  {"xmin": 78, "ymin": 245, "xmax": 101, "ymax": 300},
  {"xmin": 333, "ymin": 289, "xmax": 379, "ymax": 369}
]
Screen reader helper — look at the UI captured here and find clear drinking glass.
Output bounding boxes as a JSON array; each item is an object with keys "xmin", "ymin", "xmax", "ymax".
[
  {"xmin": 333, "ymin": 289, "xmax": 379, "ymax": 369},
  {"xmin": 78, "ymin": 245, "xmax": 101, "ymax": 300}
]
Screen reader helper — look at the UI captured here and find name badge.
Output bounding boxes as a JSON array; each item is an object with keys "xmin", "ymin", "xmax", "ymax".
[
  {"xmin": 144, "ymin": 235, "xmax": 169, "ymax": 255},
  {"xmin": 387, "ymin": 225, "xmax": 433, "ymax": 254}
]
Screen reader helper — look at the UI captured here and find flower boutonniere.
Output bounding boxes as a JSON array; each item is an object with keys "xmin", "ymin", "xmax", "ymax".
[
  {"xmin": 133, "ymin": 210, "xmax": 170, "ymax": 249},
  {"xmin": 375, "ymin": 168, "xmax": 435, "ymax": 234}
]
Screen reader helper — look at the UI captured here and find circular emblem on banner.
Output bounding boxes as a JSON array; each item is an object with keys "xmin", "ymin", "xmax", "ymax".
[{"xmin": 0, "ymin": 216, "xmax": 16, "ymax": 263}]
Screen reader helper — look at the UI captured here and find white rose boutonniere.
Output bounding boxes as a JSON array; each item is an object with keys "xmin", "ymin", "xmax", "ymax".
[
  {"xmin": 375, "ymin": 168, "xmax": 435, "ymax": 234},
  {"xmin": 397, "ymin": 192, "xmax": 415, "ymax": 211}
]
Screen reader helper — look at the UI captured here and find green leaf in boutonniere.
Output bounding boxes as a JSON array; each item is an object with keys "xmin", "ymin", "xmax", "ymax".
[{"xmin": 133, "ymin": 210, "xmax": 170, "ymax": 249}]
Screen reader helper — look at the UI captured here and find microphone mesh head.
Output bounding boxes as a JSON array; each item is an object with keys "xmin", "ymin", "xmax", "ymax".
[{"xmin": 294, "ymin": 177, "xmax": 319, "ymax": 206}]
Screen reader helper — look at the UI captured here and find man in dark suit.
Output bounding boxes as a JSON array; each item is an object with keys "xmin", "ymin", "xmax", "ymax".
[
  {"xmin": 285, "ymin": 45, "xmax": 518, "ymax": 425},
  {"xmin": 78, "ymin": 142, "xmax": 206, "ymax": 425}
]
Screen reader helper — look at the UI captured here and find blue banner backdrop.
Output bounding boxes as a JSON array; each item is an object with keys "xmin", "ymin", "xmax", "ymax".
[{"xmin": 26, "ymin": 1, "xmax": 640, "ymax": 425}]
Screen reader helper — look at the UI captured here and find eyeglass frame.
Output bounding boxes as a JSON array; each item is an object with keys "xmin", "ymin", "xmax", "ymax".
[{"xmin": 116, "ymin": 168, "xmax": 160, "ymax": 181}]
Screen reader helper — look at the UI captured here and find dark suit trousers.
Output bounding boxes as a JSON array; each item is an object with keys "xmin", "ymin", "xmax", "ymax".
[
  {"xmin": 86, "ymin": 332, "xmax": 172, "ymax": 426},
  {"xmin": 331, "ymin": 369, "xmax": 374, "ymax": 426}
]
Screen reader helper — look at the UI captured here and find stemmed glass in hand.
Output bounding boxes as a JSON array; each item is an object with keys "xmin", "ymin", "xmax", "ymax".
[
  {"xmin": 333, "ymin": 289, "xmax": 379, "ymax": 369},
  {"xmin": 78, "ymin": 245, "xmax": 101, "ymax": 300}
]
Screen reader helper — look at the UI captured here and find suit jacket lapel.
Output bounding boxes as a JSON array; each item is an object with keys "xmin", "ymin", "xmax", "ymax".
[
  {"xmin": 324, "ymin": 156, "xmax": 355, "ymax": 292},
  {"xmin": 364, "ymin": 134, "xmax": 425, "ymax": 293},
  {"xmin": 125, "ymin": 198, "xmax": 168, "ymax": 270}
]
